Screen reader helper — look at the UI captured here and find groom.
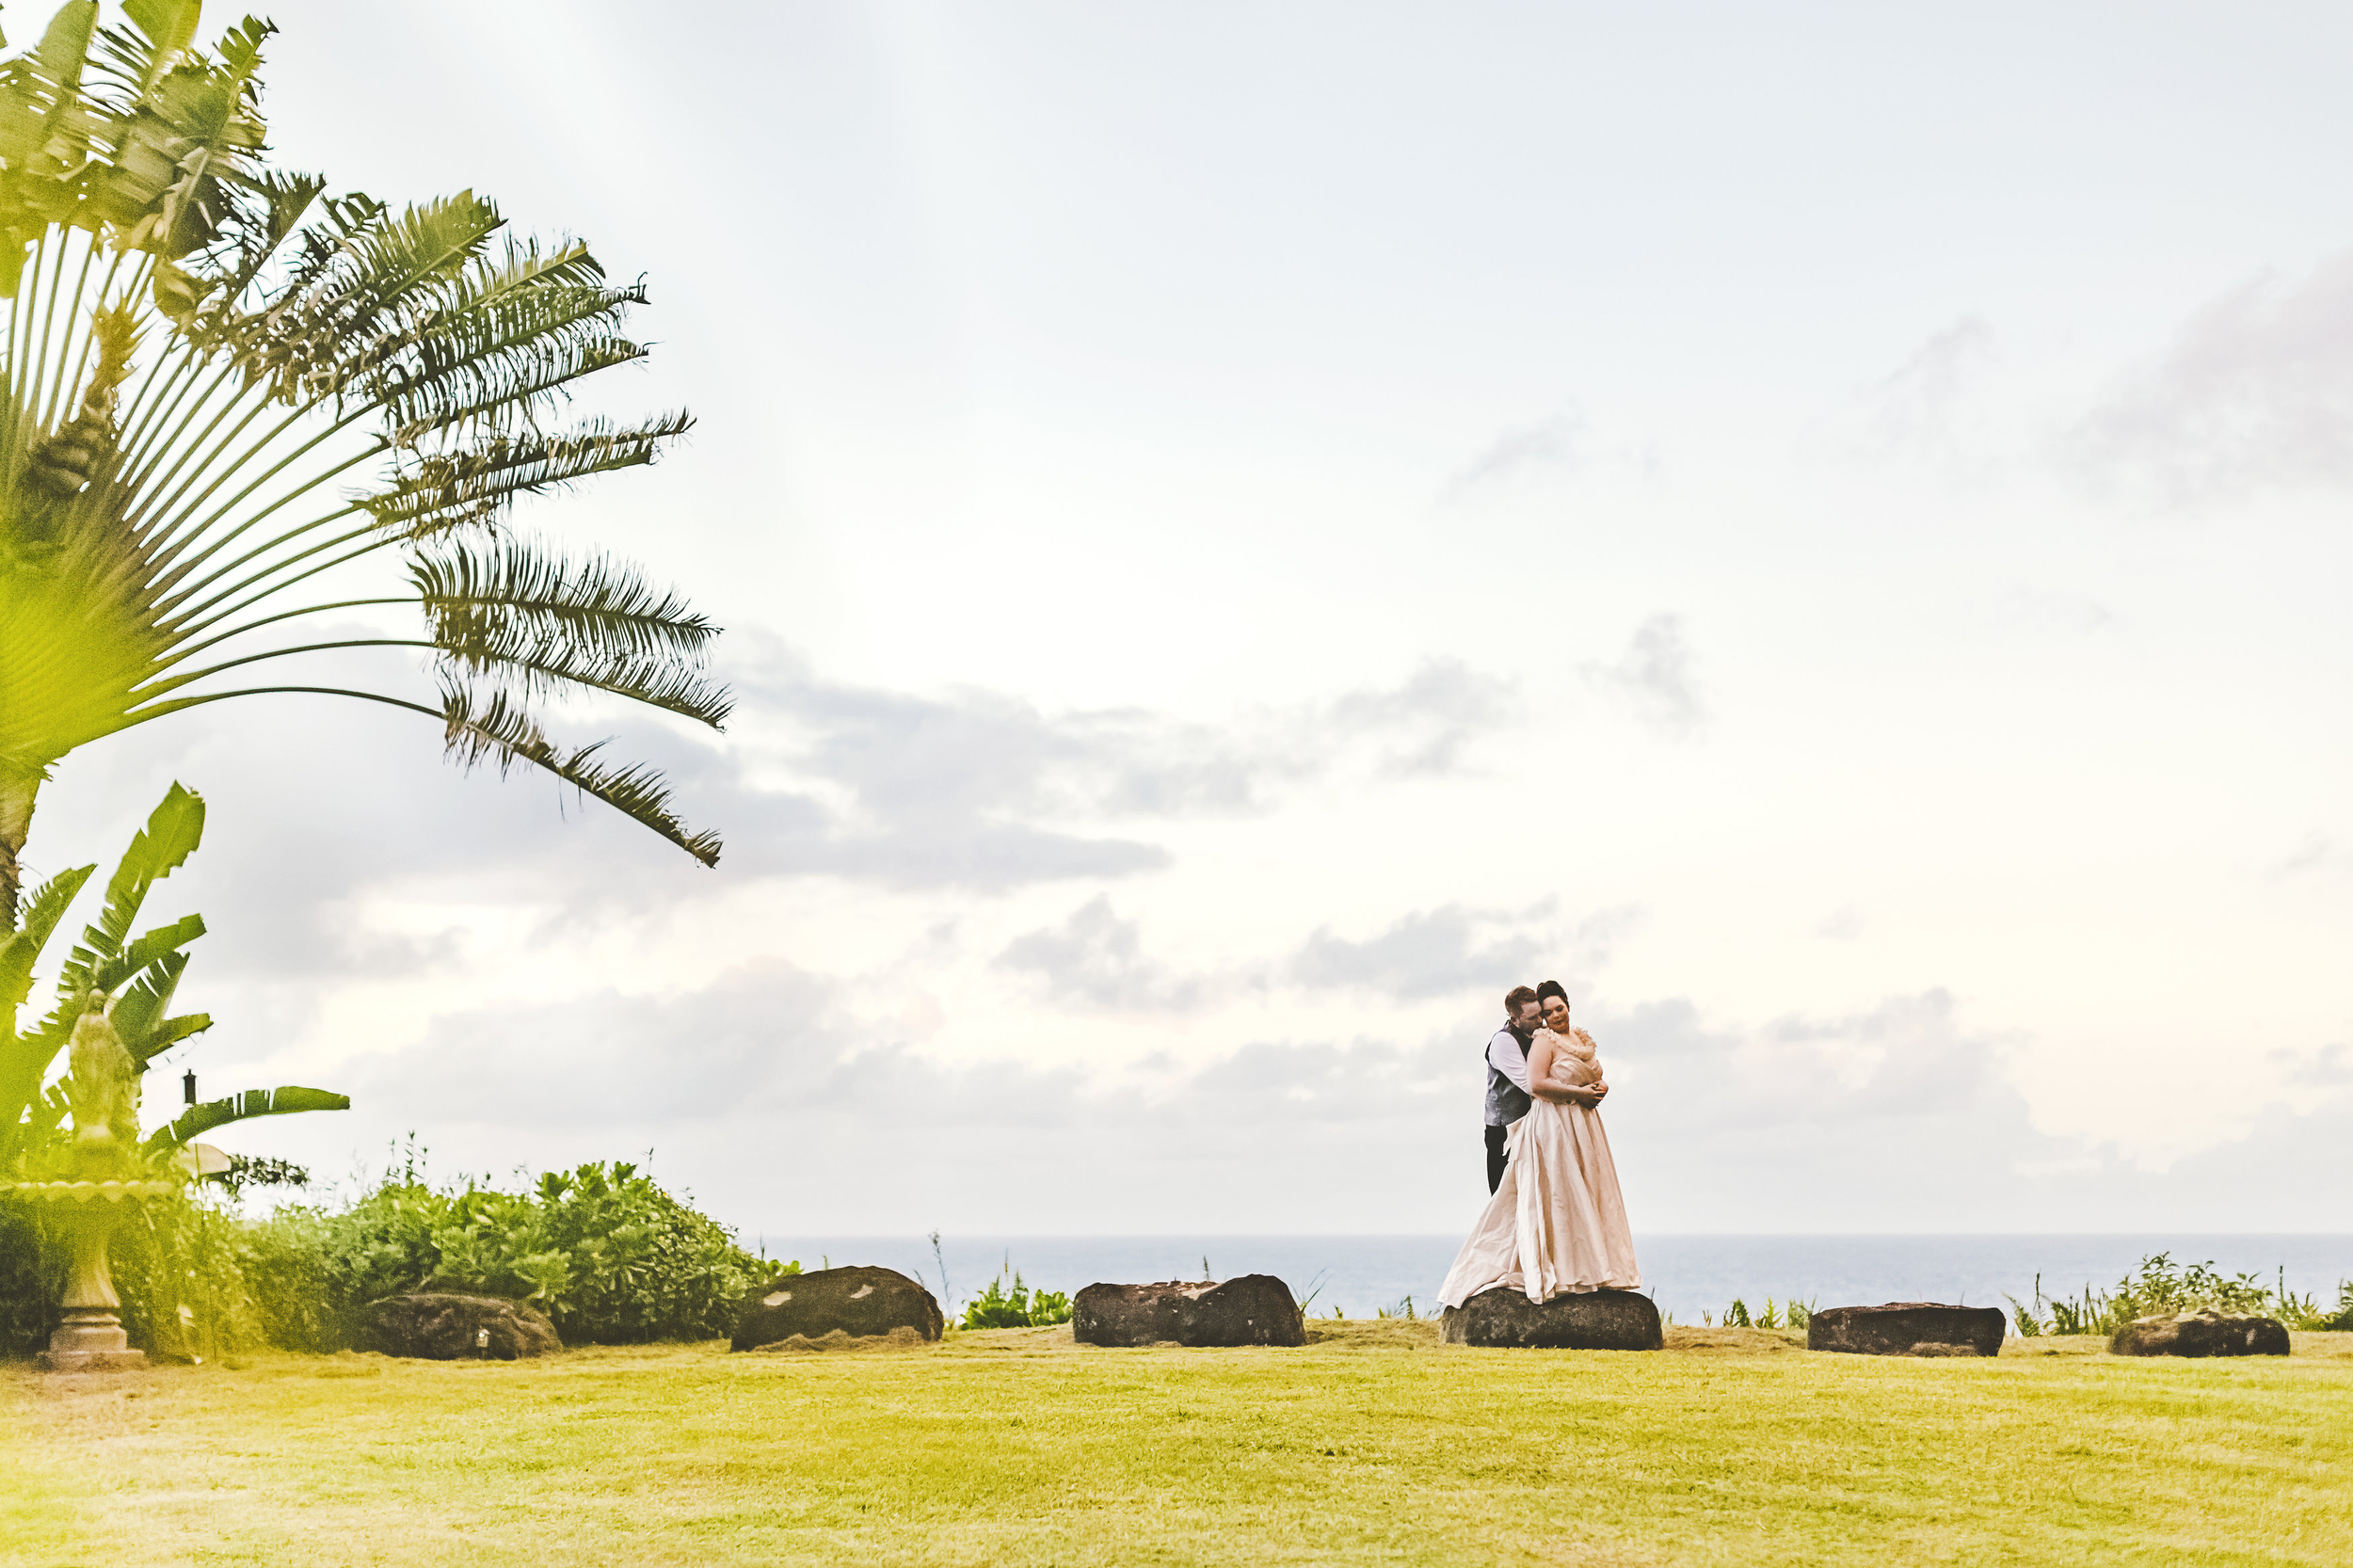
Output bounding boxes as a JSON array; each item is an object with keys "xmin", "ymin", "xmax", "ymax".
[
  {"xmin": 1482, "ymin": 985, "xmax": 1542, "ymax": 1192},
  {"xmin": 1482, "ymin": 980, "xmax": 1606, "ymax": 1192}
]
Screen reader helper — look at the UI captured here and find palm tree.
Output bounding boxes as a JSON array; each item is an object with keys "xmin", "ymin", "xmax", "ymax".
[{"xmin": 0, "ymin": 2, "xmax": 726, "ymax": 924}]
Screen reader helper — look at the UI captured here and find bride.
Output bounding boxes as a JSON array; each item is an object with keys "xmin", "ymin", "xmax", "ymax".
[{"xmin": 1439, "ymin": 983, "xmax": 1641, "ymax": 1307}]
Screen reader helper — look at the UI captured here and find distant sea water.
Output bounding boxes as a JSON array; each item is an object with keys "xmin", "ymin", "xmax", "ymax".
[{"xmin": 764, "ymin": 1234, "xmax": 2353, "ymax": 1324}]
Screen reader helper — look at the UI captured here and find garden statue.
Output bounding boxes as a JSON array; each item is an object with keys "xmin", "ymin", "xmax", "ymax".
[
  {"xmin": 12, "ymin": 1001, "xmax": 176, "ymax": 1371},
  {"xmin": 67, "ymin": 998, "xmax": 142, "ymax": 1173}
]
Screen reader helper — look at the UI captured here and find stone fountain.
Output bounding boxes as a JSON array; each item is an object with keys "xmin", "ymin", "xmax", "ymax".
[{"xmin": 5, "ymin": 1008, "xmax": 176, "ymax": 1371}]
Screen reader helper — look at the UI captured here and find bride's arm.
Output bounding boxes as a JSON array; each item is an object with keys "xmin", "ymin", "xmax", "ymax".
[{"xmin": 1528, "ymin": 1035, "xmax": 1602, "ymax": 1105}]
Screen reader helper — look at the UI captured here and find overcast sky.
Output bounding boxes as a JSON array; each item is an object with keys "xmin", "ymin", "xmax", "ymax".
[{"xmin": 29, "ymin": 1, "xmax": 2353, "ymax": 1236}]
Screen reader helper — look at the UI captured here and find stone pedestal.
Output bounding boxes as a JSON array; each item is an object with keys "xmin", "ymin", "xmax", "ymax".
[{"xmin": 37, "ymin": 1315, "xmax": 150, "ymax": 1372}]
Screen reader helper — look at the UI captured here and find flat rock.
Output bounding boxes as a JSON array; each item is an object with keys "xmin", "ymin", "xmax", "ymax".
[
  {"xmin": 356, "ymin": 1292, "xmax": 561, "ymax": 1360},
  {"xmin": 1074, "ymin": 1275, "xmax": 1305, "ymax": 1347},
  {"xmin": 1807, "ymin": 1302, "xmax": 2004, "ymax": 1357},
  {"xmin": 1441, "ymin": 1288, "xmax": 1662, "ymax": 1350},
  {"xmin": 749, "ymin": 1326, "xmax": 932, "ymax": 1353},
  {"xmin": 2108, "ymin": 1310, "xmax": 2290, "ymax": 1358},
  {"xmin": 729, "ymin": 1266, "xmax": 942, "ymax": 1351}
]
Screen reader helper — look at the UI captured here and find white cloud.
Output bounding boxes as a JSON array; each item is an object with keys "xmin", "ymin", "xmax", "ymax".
[
  {"xmin": 2066, "ymin": 249, "xmax": 2353, "ymax": 504},
  {"xmin": 1582, "ymin": 615, "xmax": 1704, "ymax": 738},
  {"xmin": 1437, "ymin": 412, "xmax": 1582, "ymax": 504}
]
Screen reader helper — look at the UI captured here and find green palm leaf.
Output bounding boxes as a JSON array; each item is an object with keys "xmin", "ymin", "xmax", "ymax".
[
  {"xmin": 0, "ymin": 8, "xmax": 723, "ymax": 920},
  {"xmin": 147, "ymin": 1082, "xmax": 348, "ymax": 1149}
]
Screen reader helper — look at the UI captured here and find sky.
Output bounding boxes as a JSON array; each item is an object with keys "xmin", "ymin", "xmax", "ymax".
[{"xmin": 24, "ymin": 1, "xmax": 2353, "ymax": 1237}]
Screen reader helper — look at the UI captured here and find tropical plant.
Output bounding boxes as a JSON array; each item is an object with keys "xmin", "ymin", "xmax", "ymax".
[
  {"xmin": 0, "ymin": 0, "xmax": 724, "ymax": 924},
  {"xmin": 2007, "ymin": 1254, "xmax": 2324, "ymax": 1337},
  {"xmin": 302, "ymin": 1157, "xmax": 774, "ymax": 1344},
  {"xmin": 0, "ymin": 778, "xmax": 344, "ymax": 1172},
  {"xmin": 957, "ymin": 1263, "xmax": 1072, "ymax": 1330}
]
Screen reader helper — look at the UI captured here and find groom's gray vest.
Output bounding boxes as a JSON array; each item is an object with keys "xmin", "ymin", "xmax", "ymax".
[{"xmin": 1483, "ymin": 1027, "xmax": 1534, "ymax": 1127}]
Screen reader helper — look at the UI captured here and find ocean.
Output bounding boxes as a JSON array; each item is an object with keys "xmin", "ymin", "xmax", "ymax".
[{"xmin": 762, "ymin": 1233, "xmax": 2353, "ymax": 1324}]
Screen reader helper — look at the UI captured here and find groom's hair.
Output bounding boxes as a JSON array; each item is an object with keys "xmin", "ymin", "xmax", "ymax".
[
  {"xmin": 1535, "ymin": 981, "xmax": 1567, "ymax": 1005},
  {"xmin": 1503, "ymin": 985, "xmax": 1539, "ymax": 1017}
]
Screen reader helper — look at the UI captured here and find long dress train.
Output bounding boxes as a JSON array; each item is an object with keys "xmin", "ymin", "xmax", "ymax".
[{"xmin": 1439, "ymin": 1028, "xmax": 1641, "ymax": 1307}]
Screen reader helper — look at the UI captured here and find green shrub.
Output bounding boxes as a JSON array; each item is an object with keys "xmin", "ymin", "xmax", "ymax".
[
  {"xmin": 3, "ymin": 1155, "xmax": 774, "ymax": 1357},
  {"xmin": 0, "ymin": 1189, "xmax": 277, "ymax": 1360},
  {"xmin": 958, "ymin": 1266, "xmax": 1072, "ymax": 1330},
  {"xmin": 0, "ymin": 1204, "xmax": 58, "ymax": 1356},
  {"xmin": 298, "ymin": 1160, "xmax": 773, "ymax": 1345},
  {"xmin": 2009, "ymin": 1255, "xmax": 2339, "ymax": 1337}
]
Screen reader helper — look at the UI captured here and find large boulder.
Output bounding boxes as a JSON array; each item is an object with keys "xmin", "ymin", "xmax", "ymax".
[
  {"xmin": 1441, "ymin": 1288, "xmax": 1662, "ymax": 1350},
  {"xmin": 2109, "ymin": 1310, "xmax": 2290, "ymax": 1358},
  {"xmin": 356, "ymin": 1292, "xmax": 561, "ymax": 1360},
  {"xmin": 730, "ymin": 1265, "xmax": 943, "ymax": 1351},
  {"xmin": 1807, "ymin": 1303, "xmax": 2004, "ymax": 1357},
  {"xmin": 1073, "ymin": 1275, "xmax": 1305, "ymax": 1347}
]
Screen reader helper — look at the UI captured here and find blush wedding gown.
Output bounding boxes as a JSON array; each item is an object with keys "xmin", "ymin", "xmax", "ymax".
[{"xmin": 1438, "ymin": 1025, "xmax": 1642, "ymax": 1308}]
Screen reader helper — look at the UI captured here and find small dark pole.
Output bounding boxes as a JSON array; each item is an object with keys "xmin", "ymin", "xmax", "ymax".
[{"xmin": 182, "ymin": 1070, "xmax": 197, "ymax": 1105}]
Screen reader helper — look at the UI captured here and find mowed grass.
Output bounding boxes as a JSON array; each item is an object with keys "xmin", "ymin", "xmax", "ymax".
[{"xmin": 7, "ymin": 1323, "xmax": 2353, "ymax": 1567}]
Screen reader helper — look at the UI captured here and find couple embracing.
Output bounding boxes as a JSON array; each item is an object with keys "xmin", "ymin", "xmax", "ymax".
[{"xmin": 1439, "ymin": 982, "xmax": 1641, "ymax": 1309}]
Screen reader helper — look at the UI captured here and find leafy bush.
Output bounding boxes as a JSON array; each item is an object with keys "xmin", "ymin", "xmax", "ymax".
[
  {"xmin": 0, "ymin": 1204, "xmax": 57, "ymax": 1357},
  {"xmin": 292, "ymin": 1159, "xmax": 774, "ymax": 1345},
  {"xmin": 0, "ymin": 1188, "xmax": 278, "ymax": 1359},
  {"xmin": 2007, "ymin": 1254, "xmax": 2343, "ymax": 1337},
  {"xmin": 959, "ymin": 1266, "xmax": 1072, "ymax": 1330},
  {"xmin": 2, "ymin": 1154, "xmax": 776, "ymax": 1356}
]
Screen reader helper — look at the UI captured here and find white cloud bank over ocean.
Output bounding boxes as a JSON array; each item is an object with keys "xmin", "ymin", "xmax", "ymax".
[{"xmin": 26, "ymin": 0, "xmax": 2353, "ymax": 1238}]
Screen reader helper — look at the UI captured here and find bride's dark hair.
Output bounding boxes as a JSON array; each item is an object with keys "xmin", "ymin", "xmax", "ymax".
[{"xmin": 1535, "ymin": 981, "xmax": 1568, "ymax": 1005}]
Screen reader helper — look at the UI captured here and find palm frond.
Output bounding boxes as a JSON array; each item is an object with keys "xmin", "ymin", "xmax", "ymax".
[
  {"xmin": 51, "ymin": 779, "xmax": 202, "ymax": 996},
  {"xmin": 0, "ymin": 15, "xmax": 721, "ymax": 886},
  {"xmin": 84, "ymin": 907, "xmax": 202, "ymax": 995},
  {"xmin": 0, "ymin": 862, "xmax": 94, "ymax": 1008},
  {"xmin": 414, "ymin": 536, "xmax": 719, "ymax": 664},
  {"xmin": 104, "ymin": 940, "xmax": 191, "ymax": 1055},
  {"xmin": 440, "ymin": 682, "xmax": 721, "ymax": 867},
  {"xmin": 147, "ymin": 1082, "xmax": 347, "ymax": 1148},
  {"xmin": 360, "ymin": 412, "xmax": 691, "ymax": 538}
]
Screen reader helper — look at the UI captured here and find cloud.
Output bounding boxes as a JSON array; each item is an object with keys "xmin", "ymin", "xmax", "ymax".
[
  {"xmin": 2269, "ymin": 1041, "xmax": 2353, "ymax": 1089},
  {"xmin": 1437, "ymin": 412, "xmax": 1582, "ymax": 504},
  {"xmin": 1861, "ymin": 314, "xmax": 1994, "ymax": 459},
  {"xmin": 2065, "ymin": 248, "xmax": 2353, "ymax": 504},
  {"xmin": 1291, "ymin": 905, "xmax": 1546, "ymax": 1002},
  {"xmin": 995, "ymin": 896, "xmax": 1207, "ymax": 1012},
  {"xmin": 290, "ymin": 962, "xmax": 2353, "ymax": 1235},
  {"xmin": 1815, "ymin": 907, "xmax": 1864, "ymax": 941},
  {"xmin": 703, "ymin": 646, "xmax": 1519, "ymax": 891},
  {"xmin": 2270, "ymin": 832, "xmax": 2344, "ymax": 878},
  {"xmin": 1582, "ymin": 614, "xmax": 1703, "ymax": 738}
]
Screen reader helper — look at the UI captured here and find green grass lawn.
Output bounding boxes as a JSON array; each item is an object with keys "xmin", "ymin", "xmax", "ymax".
[{"xmin": 8, "ymin": 1323, "xmax": 2352, "ymax": 1567}]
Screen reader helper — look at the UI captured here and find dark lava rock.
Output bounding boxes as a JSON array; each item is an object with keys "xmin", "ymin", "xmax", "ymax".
[
  {"xmin": 2108, "ymin": 1310, "xmax": 2290, "ymax": 1358},
  {"xmin": 1073, "ymin": 1275, "xmax": 1305, "ymax": 1347},
  {"xmin": 729, "ymin": 1265, "xmax": 943, "ymax": 1351},
  {"xmin": 1440, "ymin": 1288, "xmax": 1662, "ymax": 1350},
  {"xmin": 1808, "ymin": 1302, "xmax": 2005, "ymax": 1357},
  {"xmin": 356, "ymin": 1292, "xmax": 561, "ymax": 1360}
]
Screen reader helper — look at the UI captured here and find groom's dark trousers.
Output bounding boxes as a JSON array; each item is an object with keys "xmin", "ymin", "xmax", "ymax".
[{"xmin": 1484, "ymin": 1126, "xmax": 1510, "ymax": 1193}]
